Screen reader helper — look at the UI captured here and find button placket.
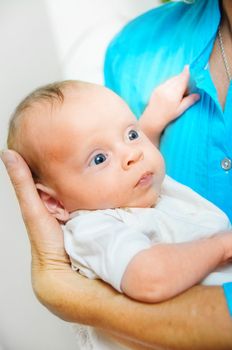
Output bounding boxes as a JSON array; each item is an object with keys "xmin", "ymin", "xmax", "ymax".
[{"xmin": 221, "ymin": 158, "xmax": 232, "ymax": 171}]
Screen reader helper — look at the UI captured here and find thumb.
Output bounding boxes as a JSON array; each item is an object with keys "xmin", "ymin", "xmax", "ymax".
[
  {"xmin": 1, "ymin": 150, "xmax": 48, "ymax": 224},
  {"xmin": 0, "ymin": 150, "xmax": 63, "ymax": 251}
]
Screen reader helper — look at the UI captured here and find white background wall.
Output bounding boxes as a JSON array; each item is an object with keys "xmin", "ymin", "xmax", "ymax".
[{"xmin": 0, "ymin": 1, "xmax": 159, "ymax": 349}]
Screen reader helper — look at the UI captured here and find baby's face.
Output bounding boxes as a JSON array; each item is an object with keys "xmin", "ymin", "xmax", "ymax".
[{"xmin": 30, "ymin": 85, "xmax": 165, "ymax": 212}]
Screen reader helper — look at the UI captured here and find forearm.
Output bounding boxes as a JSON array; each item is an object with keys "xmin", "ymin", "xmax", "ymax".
[
  {"xmin": 35, "ymin": 270, "xmax": 232, "ymax": 350},
  {"xmin": 1, "ymin": 150, "xmax": 231, "ymax": 350},
  {"xmin": 121, "ymin": 235, "xmax": 227, "ymax": 303},
  {"xmin": 108, "ymin": 285, "xmax": 232, "ymax": 350},
  {"xmin": 139, "ymin": 107, "xmax": 164, "ymax": 146}
]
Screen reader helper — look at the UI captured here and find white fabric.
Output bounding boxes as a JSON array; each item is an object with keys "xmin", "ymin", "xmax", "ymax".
[
  {"xmin": 45, "ymin": 0, "xmax": 159, "ymax": 84},
  {"xmin": 63, "ymin": 175, "xmax": 231, "ymax": 349},
  {"xmin": 63, "ymin": 175, "xmax": 231, "ymax": 290},
  {"xmin": 72, "ymin": 324, "xmax": 128, "ymax": 350}
]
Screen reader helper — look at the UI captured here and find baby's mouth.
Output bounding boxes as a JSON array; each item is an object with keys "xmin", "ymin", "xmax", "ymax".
[{"xmin": 135, "ymin": 171, "xmax": 154, "ymax": 187}]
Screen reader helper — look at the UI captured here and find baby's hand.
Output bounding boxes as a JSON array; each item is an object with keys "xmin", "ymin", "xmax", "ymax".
[
  {"xmin": 140, "ymin": 66, "xmax": 200, "ymax": 143},
  {"xmin": 150, "ymin": 65, "xmax": 200, "ymax": 125},
  {"xmin": 215, "ymin": 231, "xmax": 232, "ymax": 265}
]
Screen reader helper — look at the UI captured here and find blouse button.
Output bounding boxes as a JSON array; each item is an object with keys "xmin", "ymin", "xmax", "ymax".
[{"xmin": 221, "ymin": 158, "xmax": 232, "ymax": 171}]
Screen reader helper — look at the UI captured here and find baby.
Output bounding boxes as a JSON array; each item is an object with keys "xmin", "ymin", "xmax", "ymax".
[{"xmin": 8, "ymin": 68, "xmax": 232, "ymax": 303}]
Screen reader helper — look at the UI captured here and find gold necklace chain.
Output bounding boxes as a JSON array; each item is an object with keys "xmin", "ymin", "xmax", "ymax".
[{"xmin": 217, "ymin": 26, "xmax": 232, "ymax": 82}]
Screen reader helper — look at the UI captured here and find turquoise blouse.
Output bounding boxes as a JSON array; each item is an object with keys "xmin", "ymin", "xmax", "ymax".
[{"xmin": 104, "ymin": 0, "xmax": 232, "ymax": 313}]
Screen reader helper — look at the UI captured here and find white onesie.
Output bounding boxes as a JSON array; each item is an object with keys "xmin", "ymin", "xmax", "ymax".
[
  {"xmin": 62, "ymin": 175, "xmax": 231, "ymax": 350},
  {"xmin": 63, "ymin": 176, "xmax": 232, "ymax": 291}
]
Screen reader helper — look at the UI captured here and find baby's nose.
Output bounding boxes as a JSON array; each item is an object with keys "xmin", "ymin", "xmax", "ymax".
[{"xmin": 122, "ymin": 149, "xmax": 143, "ymax": 170}]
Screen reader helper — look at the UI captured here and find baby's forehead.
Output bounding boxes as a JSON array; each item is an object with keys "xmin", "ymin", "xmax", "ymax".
[
  {"xmin": 20, "ymin": 99, "xmax": 56, "ymax": 131},
  {"xmin": 17, "ymin": 83, "xmax": 136, "ymax": 169},
  {"xmin": 22, "ymin": 83, "xmax": 133, "ymax": 142}
]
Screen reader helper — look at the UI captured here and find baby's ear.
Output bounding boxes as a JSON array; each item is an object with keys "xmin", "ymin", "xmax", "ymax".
[{"xmin": 35, "ymin": 183, "xmax": 70, "ymax": 222}]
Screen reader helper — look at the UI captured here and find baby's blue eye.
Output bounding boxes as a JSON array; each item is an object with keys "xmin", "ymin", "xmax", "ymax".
[
  {"xmin": 128, "ymin": 129, "xmax": 140, "ymax": 141},
  {"xmin": 90, "ymin": 153, "xmax": 107, "ymax": 166}
]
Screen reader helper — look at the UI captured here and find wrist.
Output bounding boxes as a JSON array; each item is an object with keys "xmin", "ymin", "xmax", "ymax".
[
  {"xmin": 213, "ymin": 232, "xmax": 232, "ymax": 264},
  {"xmin": 139, "ymin": 108, "xmax": 165, "ymax": 140}
]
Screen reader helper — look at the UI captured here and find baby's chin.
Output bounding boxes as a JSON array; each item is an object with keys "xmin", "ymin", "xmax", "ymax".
[
  {"xmin": 69, "ymin": 192, "xmax": 159, "ymax": 212},
  {"xmin": 128, "ymin": 200, "xmax": 157, "ymax": 209},
  {"xmin": 122, "ymin": 194, "xmax": 159, "ymax": 209}
]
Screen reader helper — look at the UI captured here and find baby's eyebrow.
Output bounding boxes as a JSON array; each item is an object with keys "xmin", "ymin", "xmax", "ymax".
[{"xmin": 125, "ymin": 122, "xmax": 140, "ymax": 130}]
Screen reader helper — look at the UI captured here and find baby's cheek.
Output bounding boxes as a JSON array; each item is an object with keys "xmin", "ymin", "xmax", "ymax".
[
  {"xmin": 154, "ymin": 149, "xmax": 165, "ymax": 168},
  {"xmin": 96, "ymin": 182, "xmax": 118, "ymax": 208}
]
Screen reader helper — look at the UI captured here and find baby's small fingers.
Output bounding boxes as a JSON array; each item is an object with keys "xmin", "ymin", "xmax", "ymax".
[
  {"xmin": 176, "ymin": 93, "xmax": 200, "ymax": 116},
  {"xmin": 161, "ymin": 66, "xmax": 190, "ymax": 91},
  {"xmin": 173, "ymin": 66, "xmax": 190, "ymax": 87}
]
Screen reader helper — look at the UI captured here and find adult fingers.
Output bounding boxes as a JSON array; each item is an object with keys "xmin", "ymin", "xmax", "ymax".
[
  {"xmin": 1, "ymin": 150, "xmax": 44, "ymax": 219},
  {"xmin": 1, "ymin": 150, "xmax": 63, "ymax": 251}
]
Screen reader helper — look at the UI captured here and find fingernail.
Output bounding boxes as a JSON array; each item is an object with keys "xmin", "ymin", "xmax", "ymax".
[{"xmin": 0, "ymin": 149, "xmax": 17, "ymax": 166}]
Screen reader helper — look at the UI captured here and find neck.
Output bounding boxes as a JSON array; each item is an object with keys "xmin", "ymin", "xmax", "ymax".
[
  {"xmin": 222, "ymin": 0, "xmax": 232, "ymax": 32},
  {"xmin": 208, "ymin": 0, "xmax": 232, "ymax": 109}
]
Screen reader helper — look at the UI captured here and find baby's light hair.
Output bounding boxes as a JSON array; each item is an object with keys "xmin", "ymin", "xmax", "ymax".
[
  {"xmin": 7, "ymin": 80, "xmax": 77, "ymax": 150},
  {"xmin": 7, "ymin": 80, "xmax": 83, "ymax": 180}
]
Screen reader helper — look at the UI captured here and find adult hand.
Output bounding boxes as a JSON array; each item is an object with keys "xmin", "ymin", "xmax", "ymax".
[
  {"xmin": 1, "ymin": 151, "xmax": 71, "ymax": 309},
  {"xmin": 1, "ymin": 150, "xmax": 232, "ymax": 350},
  {"xmin": 0, "ymin": 150, "xmax": 109, "ymax": 324},
  {"xmin": 0, "ymin": 150, "xmax": 158, "ymax": 349}
]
